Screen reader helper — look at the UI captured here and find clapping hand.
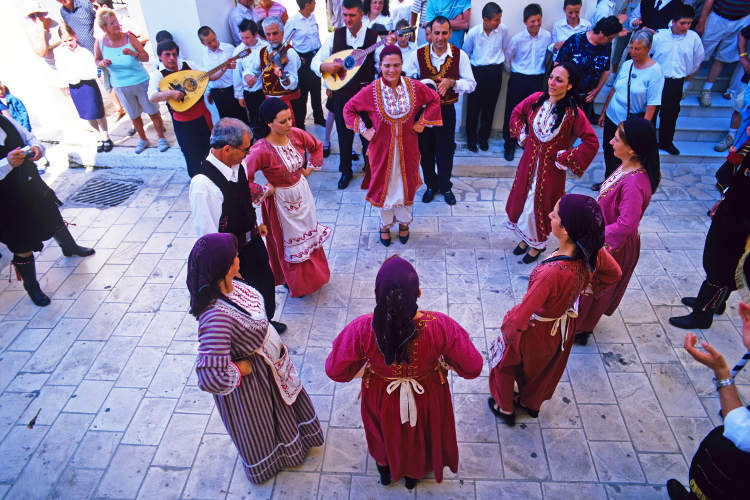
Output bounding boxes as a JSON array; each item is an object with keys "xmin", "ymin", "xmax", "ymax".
[{"xmin": 684, "ymin": 332, "xmax": 730, "ymax": 376}]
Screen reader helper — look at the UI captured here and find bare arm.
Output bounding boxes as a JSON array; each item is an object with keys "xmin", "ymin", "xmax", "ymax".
[
  {"xmin": 450, "ymin": 9, "xmax": 470, "ymax": 31},
  {"xmin": 695, "ymin": 0, "xmax": 715, "ymax": 36},
  {"xmin": 587, "ymin": 70, "xmax": 611, "ymax": 102},
  {"xmin": 124, "ymin": 33, "xmax": 149, "ymax": 62}
]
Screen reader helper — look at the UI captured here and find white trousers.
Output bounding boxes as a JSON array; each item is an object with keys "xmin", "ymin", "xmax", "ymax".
[{"xmin": 380, "ymin": 205, "xmax": 413, "ymax": 229}]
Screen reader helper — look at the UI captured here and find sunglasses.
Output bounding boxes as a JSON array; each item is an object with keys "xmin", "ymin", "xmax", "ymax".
[{"xmin": 29, "ymin": 12, "xmax": 46, "ymax": 19}]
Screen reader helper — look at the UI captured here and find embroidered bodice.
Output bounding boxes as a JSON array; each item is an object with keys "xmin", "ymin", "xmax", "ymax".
[
  {"xmin": 532, "ymin": 100, "xmax": 565, "ymax": 143},
  {"xmin": 379, "ymin": 77, "xmax": 411, "ymax": 119},
  {"xmin": 272, "ymin": 140, "xmax": 305, "ymax": 173}
]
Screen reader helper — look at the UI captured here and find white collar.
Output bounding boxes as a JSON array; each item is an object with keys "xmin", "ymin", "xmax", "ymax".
[
  {"xmin": 430, "ymin": 44, "xmax": 453, "ymax": 60},
  {"xmin": 207, "ymin": 44, "xmax": 227, "ymax": 54},
  {"xmin": 206, "ymin": 151, "xmax": 237, "ymax": 181},
  {"xmin": 158, "ymin": 58, "xmax": 189, "ymax": 72}
]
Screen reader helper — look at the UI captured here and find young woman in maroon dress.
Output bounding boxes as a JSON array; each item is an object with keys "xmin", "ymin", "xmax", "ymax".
[
  {"xmin": 244, "ymin": 98, "xmax": 331, "ymax": 297},
  {"xmin": 489, "ymin": 194, "xmax": 622, "ymax": 425},
  {"xmin": 574, "ymin": 118, "xmax": 661, "ymax": 345},
  {"xmin": 325, "ymin": 255, "xmax": 483, "ymax": 489},
  {"xmin": 505, "ymin": 63, "xmax": 600, "ymax": 264},
  {"xmin": 343, "ymin": 44, "xmax": 442, "ymax": 246}
]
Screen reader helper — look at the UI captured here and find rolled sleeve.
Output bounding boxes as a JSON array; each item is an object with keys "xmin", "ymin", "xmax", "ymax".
[
  {"xmin": 724, "ymin": 406, "xmax": 750, "ymax": 452},
  {"xmin": 311, "ymin": 34, "xmax": 334, "ymax": 79},
  {"xmin": 454, "ymin": 49, "xmax": 476, "ymax": 94},
  {"xmin": 281, "ymin": 50, "xmax": 301, "ymax": 90}
]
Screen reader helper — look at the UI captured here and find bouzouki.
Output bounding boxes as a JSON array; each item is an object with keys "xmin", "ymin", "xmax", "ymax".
[
  {"xmin": 322, "ymin": 26, "xmax": 416, "ymax": 91},
  {"xmin": 159, "ymin": 47, "xmax": 252, "ymax": 113}
]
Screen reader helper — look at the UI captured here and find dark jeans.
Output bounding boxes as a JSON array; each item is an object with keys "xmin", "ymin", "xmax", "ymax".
[
  {"xmin": 602, "ymin": 116, "xmax": 619, "ymax": 178},
  {"xmin": 209, "ymin": 85, "xmax": 248, "ymax": 124},
  {"xmin": 503, "ymin": 72, "xmax": 545, "ymax": 151},
  {"xmin": 333, "ymin": 92, "xmax": 368, "ymax": 176},
  {"xmin": 292, "ymin": 50, "xmax": 325, "ymax": 129},
  {"xmin": 659, "ymin": 77, "xmax": 685, "ymax": 147},
  {"xmin": 466, "ymin": 63, "xmax": 503, "ymax": 146},
  {"xmin": 238, "ymin": 234, "xmax": 277, "ymax": 321},
  {"xmin": 418, "ymin": 103, "xmax": 456, "ymax": 193},
  {"xmin": 172, "ymin": 115, "xmax": 212, "ymax": 178}
]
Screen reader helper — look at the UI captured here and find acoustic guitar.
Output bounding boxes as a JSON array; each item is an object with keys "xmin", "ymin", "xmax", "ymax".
[
  {"xmin": 158, "ymin": 47, "xmax": 252, "ymax": 112},
  {"xmin": 321, "ymin": 26, "xmax": 416, "ymax": 91}
]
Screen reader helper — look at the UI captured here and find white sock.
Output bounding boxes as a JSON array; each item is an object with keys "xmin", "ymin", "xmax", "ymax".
[
  {"xmin": 703, "ymin": 82, "xmax": 714, "ymax": 91},
  {"xmin": 729, "ymin": 127, "xmax": 738, "ymax": 138}
]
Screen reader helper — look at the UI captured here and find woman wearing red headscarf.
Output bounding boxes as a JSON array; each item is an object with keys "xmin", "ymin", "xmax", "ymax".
[
  {"xmin": 325, "ymin": 255, "xmax": 483, "ymax": 490},
  {"xmin": 343, "ymin": 44, "xmax": 442, "ymax": 246},
  {"xmin": 488, "ymin": 194, "xmax": 622, "ymax": 426}
]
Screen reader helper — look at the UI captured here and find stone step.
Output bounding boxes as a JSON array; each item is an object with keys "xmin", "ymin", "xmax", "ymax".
[
  {"xmin": 672, "ymin": 116, "xmax": 729, "ymax": 143},
  {"xmin": 677, "ymin": 92, "xmax": 735, "ymax": 118}
]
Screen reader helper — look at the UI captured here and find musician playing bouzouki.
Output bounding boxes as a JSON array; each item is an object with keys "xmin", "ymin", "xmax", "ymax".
[
  {"xmin": 243, "ymin": 17, "xmax": 302, "ymax": 129},
  {"xmin": 148, "ymin": 40, "xmax": 217, "ymax": 177},
  {"xmin": 311, "ymin": 0, "xmax": 380, "ymax": 189}
]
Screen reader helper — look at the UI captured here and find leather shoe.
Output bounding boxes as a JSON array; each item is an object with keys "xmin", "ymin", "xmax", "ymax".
[
  {"xmin": 659, "ymin": 143, "xmax": 680, "ymax": 155},
  {"xmin": 503, "ymin": 148, "xmax": 514, "ymax": 161},
  {"xmin": 271, "ymin": 320, "xmax": 287, "ymax": 333},
  {"xmin": 668, "ymin": 311, "xmax": 713, "ymax": 330},
  {"xmin": 467, "ymin": 142, "xmax": 478, "ymax": 152},
  {"xmin": 666, "ymin": 479, "xmax": 690, "ymax": 500},
  {"xmin": 479, "ymin": 140, "xmax": 489, "ymax": 151},
  {"xmin": 422, "ymin": 187, "xmax": 435, "ymax": 203},
  {"xmin": 323, "ymin": 145, "xmax": 330, "ymax": 158},
  {"xmin": 681, "ymin": 296, "xmax": 726, "ymax": 315},
  {"xmin": 351, "ymin": 151, "xmax": 359, "ymax": 161},
  {"xmin": 443, "ymin": 190, "xmax": 457, "ymax": 205},
  {"xmin": 338, "ymin": 173, "xmax": 351, "ymax": 189},
  {"xmin": 313, "ymin": 117, "xmax": 326, "ymax": 126}
]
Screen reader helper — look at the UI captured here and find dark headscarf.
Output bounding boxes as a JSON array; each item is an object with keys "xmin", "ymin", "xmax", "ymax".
[
  {"xmin": 621, "ymin": 117, "xmax": 661, "ymax": 193},
  {"xmin": 372, "ymin": 255, "xmax": 420, "ymax": 366},
  {"xmin": 253, "ymin": 97, "xmax": 290, "ymax": 139},
  {"xmin": 558, "ymin": 194, "xmax": 605, "ymax": 272},
  {"xmin": 186, "ymin": 233, "xmax": 237, "ymax": 317}
]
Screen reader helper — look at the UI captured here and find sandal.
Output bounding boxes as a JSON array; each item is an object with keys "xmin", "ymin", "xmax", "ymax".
[
  {"xmin": 488, "ymin": 397, "xmax": 516, "ymax": 426},
  {"xmin": 398, "ymin": 224, "xmax": 409, "ymax": 244},
  {"xmin": 512, "ymin": 241, "xmax": 528, "ymax": 255},
  {"xmin": 379, "ymin": 228, "xmax": 391, "ymax": 247}
]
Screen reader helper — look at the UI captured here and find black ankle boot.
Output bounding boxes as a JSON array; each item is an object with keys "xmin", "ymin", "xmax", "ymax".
[
  {"xmin": 669, "ymin": 311, "xmax": 713, "ymax": 330},
  {"xmin": 404, "ymin": 477, "xmax": 417, "ymax": 490},
  {"xmin": 681, "ymin": 296, "xmax": 727, "ymax": 315},
  {"xmin": 574, "ymin": 331, "xmax": 592, "ymax": 345},
  {"xmin": 670, "ymin": 281, "xmax": 726, "ymax": 330},
  {"xmin": 376, "ymin": 464, "xmax": 391, "ymax": 486},
  {"xmin": 54, "ymin": 225, "xmax": 95, "ymax": 257},
  {"xmin": 12, "ymin": 254, "xmax": 50, "ymax": 306}
]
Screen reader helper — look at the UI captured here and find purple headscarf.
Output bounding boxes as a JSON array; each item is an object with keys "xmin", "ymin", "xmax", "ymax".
[
  {"xmin": 372, "ymin": 255, "xmax": 420, "ymax": 365},
  {"xmin": 558, "ymin": 194, "xmax": 605, "ymax": 272},
  {"xmin": 379, "ymin": 44, "xmax": 403, "ymax": 61},
  {"xmin": 186, "ymin": 233, "xmax": 237, "ymax": 316}
]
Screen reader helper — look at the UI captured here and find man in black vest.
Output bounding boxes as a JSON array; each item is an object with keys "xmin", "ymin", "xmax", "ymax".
[
  {"xmin": 188, "ymin": 118, "xmax": 286, "ymax": 333},
  {"xmin": 311, "ymin": 0, "xmax": 378, "ymax": 189},
  {"xmin": 0, "ymin": 115, "xmax": 94, "ymax": 307},
  {"xmin": 630, "ymin": 0, "xmax": 684, "ymax": 31}
]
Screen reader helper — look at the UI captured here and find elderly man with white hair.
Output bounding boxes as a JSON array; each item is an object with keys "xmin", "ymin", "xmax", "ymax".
[{"xmin": 243, "ymin": 16, "xmax": 301, "ymax": 127}]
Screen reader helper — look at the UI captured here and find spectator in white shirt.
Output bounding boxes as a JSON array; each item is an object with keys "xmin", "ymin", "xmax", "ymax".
[
  {"xmin": 390, "ymin": 0, "xmax": 413, "ymax": 26},
  {"xmin": 462, "ymin": 2, "xmax": 507, "ymax": 152},
  {"xmin": 285, "ymin": 0, "xmax": 325, "ymax": 128},
  {"xmin": 502, "ymin": 3, "xmax": 551, "ymax": 161},
  {"xmin": 651, "ymin": 4, "xmax": 705, "ymax": 155},
  {"xmin": 550, "ymin": 0, "xmax": 592, "ymax": 56},
  {"xmin": 228, "ymin": 0, "xmax": 258, "ymax": 46},
  {"xmin": 410, "ymin": 0, "xmax": 429, "ymax": 45},
  {"xmin": 198, "ymin": 26, "xmax": 247, "ymax": 123},
  {"xmin": 393, "ymin": 18, "xmax": 417, "ymax": 61},
  {"xmin": 234, "ymin": 19, "xmax": 268, "ymax": 127},
  {"xmin": 363, "ymin": 0, "xmax": 392, "ymax": 30}
]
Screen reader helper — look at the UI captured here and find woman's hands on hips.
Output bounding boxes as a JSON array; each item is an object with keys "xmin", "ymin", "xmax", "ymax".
[{"xmin": 235, "ymin": 359, "xmax": 253, "ymax": 376}]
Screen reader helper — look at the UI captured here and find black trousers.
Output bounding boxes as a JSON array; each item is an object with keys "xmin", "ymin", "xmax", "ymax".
[
  {"xmin": 333, "ymin": 92, "xmax": 368, "ymax": 176},
  {"xmin": 503, "ymin": 72, "xmax": 545, "ymax": 151},
  {"xmin": 238, "ymin": 234, "xmax": 277, "ymax": 321},
  {"xmin": 602, "ymin": 116, "xmax": 619, "ymax": 178},
  {"xmin": 172, "ymin": 115, "xmax": 212, "ymax": 178},
  {"xmin": 418, "ymin": 103, "xmax": 456, "ymax": 193},
  {"xmin": 466, "ymin": 63, "xmax": 503, "ymax": 146},
  {"xmin": 659, "ymin": 77, "xmax": 684, "ymax": 147},
  {"xmin": 244, "ymin": 89, "xmax": 265, "ymax": 134},
  {"xmin": 209, "ymin": 85, "xmax": 248, "ymax": 124},
  {"xmin": 292, "ymin": 50, "xmax": 325, "ymax": 129}
]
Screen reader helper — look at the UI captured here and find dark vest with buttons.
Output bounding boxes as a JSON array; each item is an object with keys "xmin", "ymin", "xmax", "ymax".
[
  {"xmin": 641, "ymin": 0, "xmax": 684, "ymax": 31},
  {"xmin": 416, "ymin": 44, "xmax": 461, "ymax": 105},
  {"xmin": 332, "ymin": 26, "xmax": 378, "ymax": 101},
  {"xmin": 198, "ymin": 159, "xmax": 257, "ymax": 245}
]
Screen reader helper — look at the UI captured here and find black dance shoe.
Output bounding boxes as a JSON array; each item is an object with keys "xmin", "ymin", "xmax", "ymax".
[
  {"xmin": 398, "ymin": 224, "xmax": 409, "ymax": 244},
  {"xmin": 668, "ymin": 311, "xmax": 713, "ymax": 330},
  {"xmin": 379, "ymin": 228, "xmax": 391, "ymax": 247},
  {"xmin": 443, "ymin": 190, "xmax": 456, "ymax": 205},
  {"xmin": 422, "ymin": 187, "xmax": 435, "ymax": 203},
  {"xmin": 666, "ymin": 479, "xmax": 690, "ymax": 499},
  {"xmin": 271, "ymin": 321, "xmax": 287, "ymax": 333},
  {"xmin": 479, "ymin": 140, "xmax": 489, "ymax": 151},
  {"xmin": 522, "ymin": 248, "xmax": 545, "ymax": 264},
  {"xmin": 591, "ymin": 183, "xmax": 601, "ymax": 191},
  {"xmin": 404, "ymin": 477, "xmax": 418, "ymax": 490},
  {"xmin": 512, "ymin": 242, "xmax": 528, "ymax": 255},
  {"xmin": 467, "ymin": 142, "xmax": 478, "ymax": 153},
  {"xmin": 337, "ymin": 173, "xmax": 352, "ymax": 189},
  {"xmin": 503, "ymin": 148, "xmax": 514, "ymax": 162},
  {"xmin": 574, "ymin": 331, "xmax": 592, "ymax": 345},
  {"xmin": 376, "ymin": 464, "xmax": 391, "ymax": 486},
  {"xmin": 659, "ymin": 143, "xmax": 680, "ymax": 155},
  {"xmin": 681, "ymin": 296, "xmax": 726, "ymax": 315},
  {"xmin": 488, "ymin": 397, "xmax": 516, "ymax": 426}
]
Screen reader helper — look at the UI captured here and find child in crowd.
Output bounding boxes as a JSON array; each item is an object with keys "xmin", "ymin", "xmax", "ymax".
[
  {"xmin": 394, "ymin": 19, "xmax": 416, "ymax": 61},
  {"xmin": 503, "ymin": 3, "xmax": 551, "ymax": 161},
  {"xmin": 463, "ymin": 2, "xmax": 507, "ymax": 152},
  {"xmin": 650, "ymin": 4, "xmax": 705, "ymax": 155},
  {"xmin": 0, "ymin": 82, "xmax": 30, "ymax": 132},
  {"xmin": 550, "ymin": 0, "xmax": 591, "ymax": 57}
]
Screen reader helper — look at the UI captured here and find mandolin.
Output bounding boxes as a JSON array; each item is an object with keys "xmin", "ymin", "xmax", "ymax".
[
  {"xmin": 159, "ymin": 47, "xmax": 252, "ymax": 112},
  {"xmin": 322, "ymin": 26, "xmax": 416, "ymax": 91}
]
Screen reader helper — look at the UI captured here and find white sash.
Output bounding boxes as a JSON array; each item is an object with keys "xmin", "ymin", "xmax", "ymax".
[
  {"xmin": 531, "ymin": 297, "xmax": 580, "ymax": 352},
  {"xmin": 385, "ymin": 377, "xmax": 425, "ymax": 427}
]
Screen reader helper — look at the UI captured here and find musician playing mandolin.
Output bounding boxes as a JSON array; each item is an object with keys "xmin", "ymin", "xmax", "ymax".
[
  {"xmin": 243, "ymin": 17, "xmax": 302, "ymax": 130},
  {"xmin": 148, "ymin": 40, "xmax": 217, "ymax": 177},
  {"xmin": 311, "ymin": 0, "xmax": 380, "ymax": 189}
]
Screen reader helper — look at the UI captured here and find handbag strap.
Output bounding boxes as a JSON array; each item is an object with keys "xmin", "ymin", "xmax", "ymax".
[{"xmin": 626, "ymin": 61, "xmax": 633, "ymax": 119}]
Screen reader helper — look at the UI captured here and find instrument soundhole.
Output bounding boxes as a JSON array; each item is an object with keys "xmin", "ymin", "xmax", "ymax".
[
  {"xmin": 183, "ymin": 78, "xmax": 198, "ymax": 92},
  {"xmin": 344, "ymin": 56, "xmax": 356, "ymax": 70}
]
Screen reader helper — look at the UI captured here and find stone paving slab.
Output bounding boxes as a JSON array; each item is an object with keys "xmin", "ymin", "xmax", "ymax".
[{"xmin": 0, "ymin": 155, "xmax": 745, "ymax": 499}]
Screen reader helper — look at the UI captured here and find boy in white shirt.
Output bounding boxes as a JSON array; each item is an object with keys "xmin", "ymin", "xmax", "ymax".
[
  {"xmin": 198, "ymin": 26, "xmax": 246, "ymax": 122},
  {"xmin": 651, "ymin": 4, "xmax": 705, "ymax": 155},
  {"xmin": 550, "ymin": 0, "xmax": 591, "ymax": 56},
  {"xmin": 463, "ymin": 2, "xmax": 507, "ymax": 152},
  {"xmin": 502, "ymin": 3, "xmax": 551, "ymax": 161}
]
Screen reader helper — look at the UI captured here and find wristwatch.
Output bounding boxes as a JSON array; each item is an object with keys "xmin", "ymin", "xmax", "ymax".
[{"xmin": 713, "ymin": 376, "xmax": 735, "ymax": 391}]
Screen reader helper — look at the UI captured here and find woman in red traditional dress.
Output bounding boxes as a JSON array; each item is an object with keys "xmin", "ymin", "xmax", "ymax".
[
  {"xmin": 325, "ymin": 255, "xmax": 483, "ymax": 489},
  {"xmin": 244, "ymin": 97, "xmax": 330, "ymax": 297},
  {"xmin": 505, "ymin": 62, "xmax": 600, "ymax": 264},
  {"xmin": 574, "ymin": 118, "xmax": 660, "ymax": 345},
  {"xmin": 343, "ymin": 44, "xmax": 442, "ymax": 247},
  {"xmin": 488, "ymin": 194, "xmax": 622, "ymax": 426}
]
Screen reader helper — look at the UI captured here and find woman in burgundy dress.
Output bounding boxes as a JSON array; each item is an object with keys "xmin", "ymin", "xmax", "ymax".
[
  {"xmin": 325, "ymin": 255, "xmax": 483, "ymax": 489},
  {"xmin": 489, "ymin": 195, "xmax": 622, "ymax": 425},
  {"xmin": 574, "ymin": 117, "xmax": 661, "ymax": 345},
  {"xmin": 244, "ymin": 98, "xmax": 331, "ymax": 297},
  {"xmin": 505, "ymin": 63, "xmax": 600, "ymax": 264}
]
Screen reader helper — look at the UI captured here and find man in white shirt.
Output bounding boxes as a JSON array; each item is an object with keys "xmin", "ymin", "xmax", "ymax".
[
  {"xmin": 651, "ymin": 4, "xmax": 705, "ymax": 155},
  {"xmin": 228, "ymin": 0, "xmax": 258, "ymax": 45},
  {"xmin": 198, "ymin": 26, "xmax": 246, "ymax": 122},
  {"xmin": 462, "ymin": 2, "xmax": 507, "ymax": 152},
  {"xmin": 403, "ymin": 16, "xmax": 476, "ymax": 205},
  {"xmin": 285, "ymin": 0, "xmax": 325, "ymax": 128},
  {"xmin": 233, "ymin": 19, "xmax": 268, "ymax": 127},
  {"xmin": 189, "ymin": 118, "xmax": 286, "ymax": 333},
  {"xmin": 550, "ymin": 0, "xmax": 592, "ymax": 56},
  {"xmin": 502, "ymin": 3, "xmax": 551, "ymax": 162}
]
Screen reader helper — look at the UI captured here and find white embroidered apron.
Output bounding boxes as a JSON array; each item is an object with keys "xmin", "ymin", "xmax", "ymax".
[
  {"xmin": 273, "ymin": 175, "xmax": 330, "ymax": 264},
  {"xmin": 253, "ymin": 322, "xmax": 302, "ymax": 405}
]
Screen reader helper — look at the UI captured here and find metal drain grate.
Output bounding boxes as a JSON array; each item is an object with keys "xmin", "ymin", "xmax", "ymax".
[{"xmin": 69, "ymin": 177, "xmax": 143, "ymax": 208}]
